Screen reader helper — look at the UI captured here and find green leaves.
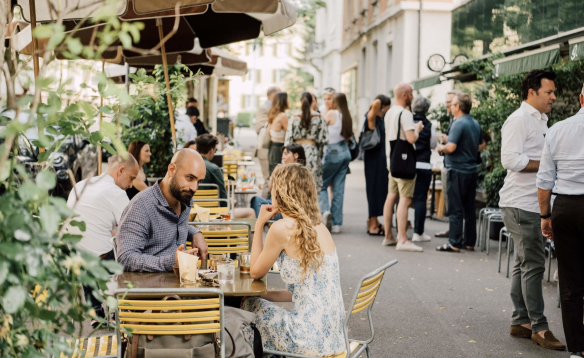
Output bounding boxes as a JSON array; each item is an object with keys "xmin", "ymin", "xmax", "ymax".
[
  {"xmin": 39, "ymin": 205, "xmax": 60, "ymax": 234},
  {"xmin": 69, "ymin": 220, "xmax": 86, "ymax": 232},
  {"xmin": 36, "ymin": 171, "xmax": 56, "ymax": 190},
  {"xmin": 3, "ymin": 286, "xmax": 27, "ymax": 313}
]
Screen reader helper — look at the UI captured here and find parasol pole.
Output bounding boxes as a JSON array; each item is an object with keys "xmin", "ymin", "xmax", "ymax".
[
  {"xmin": 97, "ymin": 60, "xmax": 105, "ymax": 175},
  {"xmin": 156, "ymin": 18, "xmax": 177, "ymax": 150},
  {"xmin": 29, "ymin": 0, "xmax": 43, "ymax": 152}
]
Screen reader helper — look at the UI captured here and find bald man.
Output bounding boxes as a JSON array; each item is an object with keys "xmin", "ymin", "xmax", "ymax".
[
  {"xmin": 117, "ymin": 149, "xmax": 209, "ymax": 272},
  {"xmin": 67, "ymin": 153, "xmax": 139, "ymax": 326}
]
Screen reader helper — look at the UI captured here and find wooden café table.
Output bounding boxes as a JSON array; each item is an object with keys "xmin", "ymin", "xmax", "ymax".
[{"xmin": 107, "ymin": 269, "xmax": 267, "ymax": 298}]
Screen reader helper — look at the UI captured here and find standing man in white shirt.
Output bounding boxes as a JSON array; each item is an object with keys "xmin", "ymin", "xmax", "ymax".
[
  {"xmin": 382, "ymin": 82, "xmax": 424, "ymax": 251},
  {"xmin": 498, "ymin": 70, "xmax": 565, "ymax": 351},
  {"xmin": 538, "ymin": 83, "xmax": 584, "ymax": 358},
  {"xmin": 255, "ymin": 86, "xmax": 280, "ymax": 188},
  {"xmin": 67, "ymin": 154, "xmax": 139, "ymax": 328}
]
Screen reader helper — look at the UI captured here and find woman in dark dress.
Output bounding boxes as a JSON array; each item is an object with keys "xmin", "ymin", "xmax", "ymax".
[
  {"xmin": 126, "ymin": 141, "xmax": 151, "ymax": 200},
  {"xmin": 363, "ymin": 95, "xmax": 391, "ymax": 235}
]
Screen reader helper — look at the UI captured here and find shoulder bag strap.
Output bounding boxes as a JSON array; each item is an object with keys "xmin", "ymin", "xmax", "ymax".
[{"xmin": 396, "ymin": 111, "xmax": 404, "ymax": 140}]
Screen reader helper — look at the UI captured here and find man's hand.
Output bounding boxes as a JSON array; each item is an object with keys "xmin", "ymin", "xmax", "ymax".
[
  {"xmin": 438, "ymin": 133, "xmax": 448, "ymax": 144},
  {"xmin": 190, "ymin": 232, "xmax": 208, "ymax": 267},
  {"xmin": 175, "ymin": 244, "xmax": 200, "ymax": 265},
  {"xmin": 541, "ymin": 218, "xmax": 553, "ymax": 240},
  {"xmin": 258, "ymin": 204, "xmax": 280, "ymax": 225},
  {"xmin": 415, "ymin": 121, "xmax": 424, "ymax": 133}
]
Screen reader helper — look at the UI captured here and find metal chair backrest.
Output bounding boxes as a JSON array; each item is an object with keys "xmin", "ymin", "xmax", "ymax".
[
  {"xmin": 114, "ymin": 288, "xmax": 225, "ymax": 358},
  {"xmin": 110, "ymin": 237, "xmax": 117, "ymax": 262},
  {"xmin": 59, "ymin": 334, "xmax": 117, "ymax": 358},
  {"xmin": 190, "ymin": 221, "xmax": 252, "ymax": 255},
  {"xmin": 343, "ymin": 260, "xmax": 398, "ymax": 350},
  {"xmin": 193, "ymin": 198, "xmax": 230, "ymax": 209}
]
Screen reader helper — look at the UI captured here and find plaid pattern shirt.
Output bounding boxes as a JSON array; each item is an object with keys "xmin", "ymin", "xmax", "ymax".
[{"xmin": 116, "ymin": 180, "xmax": 200, "ymax": 272}]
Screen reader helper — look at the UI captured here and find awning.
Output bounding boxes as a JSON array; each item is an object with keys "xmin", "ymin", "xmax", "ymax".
[
  {"xmin": 493, "ymin": 44, "xmax": 560, "ymax": 77},
  {"xmin": 412, "ymin": 75, "xmax": 441, "ymax": 91},
  {"xmin": 569, "ymin": 36, "xmax": 584, "ymax": 62}
]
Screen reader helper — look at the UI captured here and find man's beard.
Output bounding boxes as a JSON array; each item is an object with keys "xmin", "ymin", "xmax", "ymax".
[{"xmin": 169, "ymin": 176, "xmax": 194, "ymax": 205}]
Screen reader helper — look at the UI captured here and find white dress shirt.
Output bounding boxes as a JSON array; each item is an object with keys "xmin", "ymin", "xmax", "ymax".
[
  {"xmin": 499, "ymin": 102, "xmax": 549, "ymax": 213},
  {"xmin": 537, "ymin": 107, "xmax": 584, "ymax": 195},
  {"xmin": 67, "ymin": 174, "xmax": 130, "ymax": 256},
  {"xmin": 175, "ymin": 113, "xmax": 198, "ymax": 147}
]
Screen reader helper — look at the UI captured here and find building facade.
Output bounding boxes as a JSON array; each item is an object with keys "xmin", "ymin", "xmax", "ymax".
[
  {"xmin": 313, "ymin": 0, "xmax": 454, "ymax": 129},
  {"xmin": 227, "ymin": 33, "xmax": 302, "ymax": 119}
]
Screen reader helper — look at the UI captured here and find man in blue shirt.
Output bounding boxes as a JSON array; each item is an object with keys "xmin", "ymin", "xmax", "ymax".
[{"xmin": 436, "ymin": 92, "xmax": 482, "ymax": 252}]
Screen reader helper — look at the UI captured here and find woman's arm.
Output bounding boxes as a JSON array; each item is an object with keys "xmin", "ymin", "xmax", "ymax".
[
  {"xmin": 430, "ymin": 123, "xmax": 438, "ymax": 149},
  {"xmin": 325, "ymin": 110, "xmax": 337, "ymax": 126},
  {"xmin": 280, "ymin": 113, "xmax": 289, "ymax": 131},
  {"xmin": 250, "ymin": 206, "xmax": 286, "ymax": 279},
  {"xmin": 367, "ymin": 100, "xmax": 381, "ymax": 130}
]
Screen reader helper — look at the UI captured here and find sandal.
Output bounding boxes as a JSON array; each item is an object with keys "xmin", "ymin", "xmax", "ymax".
[
  {"xmin": 367, "ymin": 224, "xmax": 385, "ymax": 236},
  {"xmin": 462, "ymin": 246, "xmax": 475, "ymax": 251},
  {"xmin": 436, "ymin": 244, "xmax": 460, "ymax": 252}
]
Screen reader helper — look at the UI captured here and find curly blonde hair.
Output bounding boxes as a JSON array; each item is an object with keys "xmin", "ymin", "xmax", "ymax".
[{"xmin": 270, "ymin": 164, "xmax": 324, "ymax": 279}]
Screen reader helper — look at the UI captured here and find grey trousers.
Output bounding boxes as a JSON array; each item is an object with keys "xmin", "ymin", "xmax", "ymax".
[{"xmin": 501, "ymin": 207, "xmax": 549, "ymax": 332}]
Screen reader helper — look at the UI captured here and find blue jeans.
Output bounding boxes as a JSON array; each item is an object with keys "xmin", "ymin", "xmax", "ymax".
[
  {"xmin": 250, "ymin": 196, "xmax": 282, "ymax": 220},
  {"xmin": 318, "ymin": 141, "xmax": 351, "ymax": 226}
]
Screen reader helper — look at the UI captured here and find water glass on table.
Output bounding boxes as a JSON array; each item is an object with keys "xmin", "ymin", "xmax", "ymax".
[
  {"xmin": 208, "ymin": 254, "xmax": 226, "ymax": 270},
  {"xmin": 239, "ymin": 253, "xmax": 251, "ymax": 274},
  {"xmin": 217, "ymin": 259, "xmax": 235, "ymax": 284}
]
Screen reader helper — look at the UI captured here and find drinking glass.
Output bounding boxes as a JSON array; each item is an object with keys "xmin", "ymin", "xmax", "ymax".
[
  {"xmin": 239, "ymin": 253, "xmax": 251, "ymax": 274},
  {"xmin": 208, "ymin": 254, "xmax": 226, "ymax": 270},
  {"xmin": 217, "ymin": 259, "xmax": 235, "ymax": 284}
]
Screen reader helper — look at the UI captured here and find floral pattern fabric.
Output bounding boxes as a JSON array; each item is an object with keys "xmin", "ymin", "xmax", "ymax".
[
  {"xmin": 242, "ymin": 251, "xmax": 346, "ymax": 357},
  {"xmin": 284, "ymin": 112, "xmax": 329, "ymax": 192}
]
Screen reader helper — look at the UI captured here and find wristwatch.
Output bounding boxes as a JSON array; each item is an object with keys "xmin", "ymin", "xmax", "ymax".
[{"xmin": 540, "ymin": 213, "xmax": 552, "ymax": 219}]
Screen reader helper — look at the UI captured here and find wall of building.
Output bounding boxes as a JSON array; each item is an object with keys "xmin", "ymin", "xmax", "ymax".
[{"xmin": 227, "ymin": 33, "xmax": 302, "ymax": 118}]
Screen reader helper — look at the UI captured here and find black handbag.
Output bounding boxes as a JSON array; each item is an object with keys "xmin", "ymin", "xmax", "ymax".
[
  {"xmin": 389, "ymin": 111, "xmax": 416, "ymax": 179},
  {"xmin": 358, "ymin": 115, "xmax": 381, "ymax": 151},
  {"xmin": 348, "ymin": 135, "xmax": 359, "ymax": 161}
]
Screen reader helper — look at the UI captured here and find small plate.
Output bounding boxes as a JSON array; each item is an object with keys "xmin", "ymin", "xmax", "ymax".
[{"xmin": 199, "ymin": 270, "xmax": 218, "ymax": 280}]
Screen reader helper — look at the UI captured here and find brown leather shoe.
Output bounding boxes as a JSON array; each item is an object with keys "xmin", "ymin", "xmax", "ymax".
[
  {"xmin": 510, "ymin": 325, "xmax": 532, "ymax": 338},
  {"xmin": 531, "ymin": 331, "xmax": 566, "ymax": 350}
]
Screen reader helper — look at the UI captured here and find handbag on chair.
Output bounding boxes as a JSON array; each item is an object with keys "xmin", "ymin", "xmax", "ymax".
[{"xmin": 124, "ymin": 296, "xmax": 263, "ymax": 358}]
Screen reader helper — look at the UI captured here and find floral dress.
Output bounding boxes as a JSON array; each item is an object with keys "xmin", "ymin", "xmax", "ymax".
[
  {"xmin": 242, "ymin": 250, "xmax": 346, "ymax": 356},
  {"xmin": 284, "ymin": 111, "xmax": 329, "ymax": 192}
]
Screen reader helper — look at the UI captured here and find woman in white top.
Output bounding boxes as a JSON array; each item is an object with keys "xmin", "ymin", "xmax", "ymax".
[
  {"xmin": 319, "ymin": 93, "xmax": 354, "ymax": 233},
  {"xmin": 242, "ymin": 164, "xmax": 345, "ymax": 357},
  {"xmin": 267, "ymin": 92, "xmax": 289, "ymax": 176}
]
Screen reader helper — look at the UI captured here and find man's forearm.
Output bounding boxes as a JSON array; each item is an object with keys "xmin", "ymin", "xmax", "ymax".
[
  {"xmin": 521, "ymin": 160, "xmax": 540, "ymax": 173},
  {"xmin": 538, "ymin": 188, "xmax": 552, "ymax": 215}
]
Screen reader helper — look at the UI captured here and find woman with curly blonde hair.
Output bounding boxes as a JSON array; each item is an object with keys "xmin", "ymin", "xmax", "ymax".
[{"xmin": 242, "ymin": 164, "xmax": 345, "ymax": 357}]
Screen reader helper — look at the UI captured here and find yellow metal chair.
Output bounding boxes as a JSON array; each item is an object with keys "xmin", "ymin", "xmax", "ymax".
[
  {"xmin": 191, "ymin": 221, "xmax": 252, "ymax": 255},
  {"xmin": 192, "ymin": 198, "xmax": 230, "ymax": 209},
  {"xmin": 114, "ymin": 288, "xmax": 225, "ymax": 358},
  {"xmin": 263, "ymin": 260, "xmax": 398, "ymax": 358},
  {"xmin": 195, "ymin": 184, "xmax": 220, "ymax": 200},
  {"xmin": 223, "ymin": 161, "xmax": 238, "ymax": 180},
  {"xmin": 59, "ymin": 334, "xmax": 117, "ymax": 358}
]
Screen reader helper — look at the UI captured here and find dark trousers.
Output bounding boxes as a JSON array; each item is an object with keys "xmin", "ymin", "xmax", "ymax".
[
  {"xmin": 552, "ymin": 194, "xmax": 584, "ymax": 352},
  {"xmin": 413, "ymin": 168, "xmax": 432, "ymax": 235},
  {"xmin": 447, "ymin": 170, "xmax": 477, "ymax": 248},
  {"xmin": 83, "ymin": 250, "xmax": 115, "ymax": 318}
]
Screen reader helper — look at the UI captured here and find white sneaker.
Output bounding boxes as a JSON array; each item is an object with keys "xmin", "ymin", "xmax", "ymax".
[
  {"xmin": 331, "ymin": 225, "xmax": 341, "ymax": 234},
  {"xmin": 382, "ymin": 238, "xmax": 398, "ymax": 246},
  {"xmin": 412, "ymin": 233, "xmax": 432, "ymax": 242},
  {"xmin": 323, "ymin": 211, "xmax": 332, "ymax": 232},
  {"xmin": 553, "ymin": 269, "xmax": 558, "ymax": 282},
  {"xmin": 396, "ymin": 242, "xmax": 424, "ymax": 252}
]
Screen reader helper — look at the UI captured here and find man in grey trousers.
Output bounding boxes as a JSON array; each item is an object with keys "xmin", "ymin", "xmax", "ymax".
[{"xmin": 499, "ymin": 69, "xmax": 565, "ymax": 351}]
